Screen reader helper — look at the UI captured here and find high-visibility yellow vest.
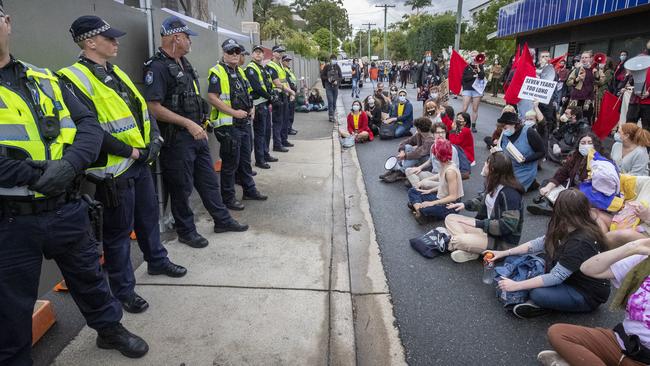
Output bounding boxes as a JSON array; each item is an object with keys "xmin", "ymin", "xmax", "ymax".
[
  {"xmin": 246, "ymin": 61, "xmax": 272, "ymax": 106},
  {"xmin": 208, "ymin": 63, "xmax": 251, "ymax": 128},
  {"xmin": 266, "ymin": 60, "xmax": 288, "ymax": 90},
  {"xmin": 58, "ymin": 62, "xmax": 151, "ymax": 178},
  {"xmin": 0, "ymin": 61, "xmax": 76, "ymax": 198},
  {"xmin": 285, "ymin": 66, "xmax": 297, "ymax": 88}
]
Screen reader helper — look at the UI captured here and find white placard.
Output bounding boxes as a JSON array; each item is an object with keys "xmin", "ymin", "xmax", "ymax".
[
  {"xmin": 517, "ymin": 76, "xmax": 558, "ymax": 104},
  {"xmin": 471, "ymin": 78, "xmax": 487, "ymax": 95}
]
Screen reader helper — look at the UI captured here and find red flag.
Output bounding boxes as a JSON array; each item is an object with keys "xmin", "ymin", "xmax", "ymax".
[
  {"xmin": 448, "ymin": 50, "xmax": 468, "ymax": 95},
  {"xmin": 504, "ymin": 43, "xmax": 536, "ymax": 105},
  {"xmin": 514, "ymin": 44, "xmax": 521, "ymax": 64},
  {"xmin": 592, "ymin": 91, "xmax": 621, "ymax": 139},
  {"xmin": 550, "ymin": 53, "xmax": 567, "ymax": 70}
]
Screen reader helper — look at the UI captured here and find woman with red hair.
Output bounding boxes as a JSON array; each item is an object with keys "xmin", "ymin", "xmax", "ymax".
[
  {"xmin": 611, "ymin": 122, "xmax": 650, "ymax": 176},
  {"xmin": 408, "ymin": 139, "xmax": 464, "ymax": 223}
]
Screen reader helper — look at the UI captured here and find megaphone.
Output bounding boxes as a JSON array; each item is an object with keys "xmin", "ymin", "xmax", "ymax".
[
  {"xmin": 625, "ymin": 55, "xmax": 650, "ymax": 96},
  {"xmin": 594, "ymin": 52, "xmax": 607, "ymax": 65},
  {"xmin": 474, "ymin": 53, "xmax": 486, "ymax": 65}
]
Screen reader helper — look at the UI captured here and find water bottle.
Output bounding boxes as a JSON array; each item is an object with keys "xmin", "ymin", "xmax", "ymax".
[{"xmin": 482, "ymin": 252, "xmax": 495, "ymax": 285}]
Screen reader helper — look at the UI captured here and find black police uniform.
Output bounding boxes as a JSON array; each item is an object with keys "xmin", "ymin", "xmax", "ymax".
[
  {"xmin": 246, "ymin": 59, "xmax": 275, "ymax": 165},
  {"xmin": 61, "ymin": 56, "xmax": 186, "ymax": 309},
  {"xmin": 266, "ymin": 63, "xmax": 289, "ymax": 151},
  {"xmin": 285, "ymin": 64, "xmax": 297, "ymax": 134},
  {"xmin": 209, "ymin": 61, "xmax": 260, "ymax": 204},
  {"xmin": 0, "ymin": 57, "xmax": 125, "ymax": 365},
  {"xmin": 143, "ymin": 48, "xmax": 237, "ymax": 239}
]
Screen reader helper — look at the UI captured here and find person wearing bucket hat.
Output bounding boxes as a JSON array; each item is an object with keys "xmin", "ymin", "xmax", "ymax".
[
  {"xmin": 144, "ymin": 18, "xmax": 248, "ymax": 249},
  {"xmin": 497, "ymin": 111, "xmax": 545, "ymax": 192},
  {"xmin": 266, "ymin": 45, "xmax": 295, "ymax": 151},
  {"xmin": 282, "ymin": 54, "xmax": 299, "ymax": 135},
  {"xmin": 0, "ymin": 4, "xmax": 149, "ymax": 361},
  {"xmin": 60, "ymin": 15, "xmax": 189, "ymax": 317},
  {"xmin": 207, "ymin": 38, "xmax": 268, "ymax": 211}
]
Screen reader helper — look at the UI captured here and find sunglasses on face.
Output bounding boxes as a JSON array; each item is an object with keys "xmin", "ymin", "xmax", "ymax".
[{"xmin": 226, "ymin": 49, "xmax": 242, "ymax": 55}]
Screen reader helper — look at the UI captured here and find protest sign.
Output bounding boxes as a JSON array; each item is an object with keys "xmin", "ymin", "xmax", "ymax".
[{"xmin": 517, "ymin": 76, "xmax": 557, "ymax": 104}]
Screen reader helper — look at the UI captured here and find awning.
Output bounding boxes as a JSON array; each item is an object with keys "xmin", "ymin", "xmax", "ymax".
[{"xmin": 161, "ymin": 8, "xmax": 251, "ymax": 44}]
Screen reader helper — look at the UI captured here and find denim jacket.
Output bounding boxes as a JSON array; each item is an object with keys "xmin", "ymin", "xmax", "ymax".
[{"xmin": 494, "ymin": 254, "xmax": 545, "ymax": 306}]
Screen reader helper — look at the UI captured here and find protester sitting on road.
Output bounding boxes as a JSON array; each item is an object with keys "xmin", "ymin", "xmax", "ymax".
[
  {"xmin": 380, "ymin": 118, "xmax": 435, "ymax": 183},
  {"xmin": 487, "ymin": 189, "xmax": 611, "ymax": 319},
  {"xmin": 406, "ymin": 122, "xmax": 460, "ymax": 190},
  {"xmin": 441, "ymin": 105, "xmax": 454, "ymax": 131},
  {"xmin": 485, "ymin": 105, "xmax": 515, "ymax": 149},
  {"xmin": 423, "ymin": 100, "xmax": 441, "ymax": 123},
  {"xmin": 385, "ymin": 89, "xmax": 414, "ymax": 138},
  {"xmin": 528, "ymin": 132, "xmax": 608, "ymax": 216},
  {"xmin": 538, "ymin": 238, "xmax": 650, "ymax": 366},
  {"xmin": 497, "ymin": 111, "xmax": 545, "ymax": 192},
  {"xmin": 408, "ymin": 139, "xmax": 464, "ymax": 224},
  {"xmin": 444, "ymin": 152, "xmax": 524, "ymax": 263},
  {"xmin": 307, "ymin": 88, "xmax": 327, "ymax": 112},
  {"xmin": 388, "ymin": 85, "xmax": 399, "ymax": 106},
  {"xmin": 449, "ymin": 112, "xmax": 475, "ymax": 166},
  {"xmin": 611, "ymin": 123, "xmax": 650, "ymax": 176},
  {"xmin": 373, "ymin": 82, "xmax": 391, "ymax": 113},
  {"xmin": 340, "ymin": 100, "xmax": 373, "ymax": 143},
  {"xmin": 363, "ymin": 95, "xmax": 383, "ymax": 136},
  {"xmin": 294, "ymin": 87, "xmax": 310, "ymax": 112}
]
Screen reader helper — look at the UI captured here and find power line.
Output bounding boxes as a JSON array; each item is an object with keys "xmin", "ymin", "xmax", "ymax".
[{"xmin": 375, "ymin": 4, "xmax": 396, "ymax": 61}]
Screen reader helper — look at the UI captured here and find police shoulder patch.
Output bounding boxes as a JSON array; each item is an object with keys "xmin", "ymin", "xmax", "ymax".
[
  {"xmin": 145, "ymin": 71, "xmax": 154, "ymax": 85},
  {"xmin": 210, "ymin": 75, "xmax": 218, "ymax": 84}
]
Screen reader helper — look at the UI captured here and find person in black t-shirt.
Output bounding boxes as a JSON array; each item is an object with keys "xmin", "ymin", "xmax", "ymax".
[{"xmin": 487, "ymin": 189, "xmax": 611, "ymax": 319}]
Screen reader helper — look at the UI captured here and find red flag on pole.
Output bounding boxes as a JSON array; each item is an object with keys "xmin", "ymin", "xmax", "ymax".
[
  {"xmin": 592, "ymin": 91, "xmax": 622, "ymax": 139},
  {"xmin": 448, "ymin": 50, "xmax": 468, "ymax": 95},
  {"xmin": 504, "ymin": 43, "xmax": 536, "ymax": 105},
  {"xmin": 550, "ymin": 53, "xmax": 567, "ymax": 70}
]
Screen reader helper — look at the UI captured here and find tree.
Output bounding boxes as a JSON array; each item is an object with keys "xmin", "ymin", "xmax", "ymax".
[
  {"xmin": 404, "ymin": 0, "xmax": 432, "ymax": 16},
  {"xmin": 312, "ymin": 27, "xmax": 335, "ymax": 55},
  {"xmin": 286, "ymin": 30, "xmax": 319, "ymax": 58},
  {"xmin": 262, "ymin": 18, "xmax": 289, "ymax": 44},
  {"xmin": 405, "ymin": 13, "xmax": 456, "ymax": 60},
  {"xmin": 290, "ymin": 0, "xmax": 343, "ymax": 18},
  {"xmin": 387, "ymin": 31, "xmax": 408, "ymax": 60},
  {"xmin": 462, "ymin": 0, "xmax": 516, "ymax": 65},
  {"xmin": 304, "ymin": 1, "xmax": 351, "ymax": 40},
  {"xmin": 254, "ymin": 0, "xmax": 294, "ymax": 32}
]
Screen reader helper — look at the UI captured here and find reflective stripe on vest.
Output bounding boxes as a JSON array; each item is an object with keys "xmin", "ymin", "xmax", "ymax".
[
  {"xmin": 285, "ymin": 67, "xmax": 296, "ymax": 85},
  {"xmin": 0, "ymin": 61, "xmax": 76, "ymax": 198},
  {"xmin": 208, "ymin": 64, "xmax": 250, "ymax": 128},
  {"xmin": 58, "ymin": 62, "xmax": 152, "ymax": 178},
  {"xmin": 246, "ymin": 61, "xmax": 270, "ymax": 105},
  {"xmin": 267, "ymin": 61, "xmax": 287, "ymax": 90}
]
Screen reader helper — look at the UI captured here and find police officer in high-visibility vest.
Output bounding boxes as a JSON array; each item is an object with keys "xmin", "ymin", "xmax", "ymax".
[
  {"xmin": 0, "ymin": 5, "xmax": 148, "ymax": 363},
  {"xmin": 208, "ymin": 39, "xmax": 268, "ymax": 211},
  {"xmin": 246, "ymin": 45, "xmax": 278, "ymax": 169},
  {"xmin": 60, "ymin": 16, "xmax": 188, "ymax": 315},
  {"xmin": 143, "ymin": 17, "xmax": 248, "ymax": 249},
  {"xmin": 282, "ymin": 54, "xmax": 299, "ymax": 136},
  {"xmin": 266, "ymin": 45, "xmax": 295, "ymax": 152}
]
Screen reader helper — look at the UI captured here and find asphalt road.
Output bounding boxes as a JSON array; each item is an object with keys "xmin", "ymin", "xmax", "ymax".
[{"xmin": 340, "ymin": 82, "xmax": 623, "ymax": 365}]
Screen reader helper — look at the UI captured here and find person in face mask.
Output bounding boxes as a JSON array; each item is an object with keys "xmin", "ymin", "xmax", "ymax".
[
  {"xmin": 384, "ymin": 89, "xmax": 414, "ymax": 138},
  {"xmin": 448, "ymin": 112, "xmax": 475, "ymax": 165},
  {"xmin": 566, "ymin": 50, "xmax": 600, "ymax": 122},
  {"xmin": 320, "ymin": 53, "xmax": 342, "ymax": 123},
  {"xmin": 307, "ymin": 88, "xmax": 327, "ymax": 111},
  {"xmin": 594, "ymin": 59, "xmax": 614, "ymax": 117},
  {"xmin": 416, "ymin": 51, "xmax": 441, "ymax": 101},
  {"xmin": 340, "ymin": 100, "xmax": 373, "ymax": 143},
  {"xmin": 610, "ymin": 123, "xmax": 650, "ymax": 176},
  {"xmin": 497, "ymin": 111, "xmax": 545, "ymax": 192},
  {"xmin": 461, "ymin": 50, "xmax": 486, "ymax": 132},
  {"xmin": 612, "ymin": 50, "xmax": 629, "ymax": 92},
  {"xmin": 364, "ymin": 95, "xmax": 382, "ymax": 135}
]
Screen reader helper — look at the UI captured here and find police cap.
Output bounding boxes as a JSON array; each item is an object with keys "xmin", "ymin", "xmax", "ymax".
[
  {"xmin": 252, "ymin": 45, "xmax": 264, "ymax": 53},
  {"xmin": 221, "ymin": 38, "xmax": 243, "ymax": 52},
  {"xmin": 282, "ymin": 55, "xmax": 292, "ymax": 62},
  {"xmin": 69, "ymin": 15, "xmax": 126, "ymax": 43},
  {"xmin": 272, "ymin": 45, "xmax": 286, "ymax": 53},
  {"xmin": 160, "ymin": 16, "xmax": 199, "ymax": 37}
]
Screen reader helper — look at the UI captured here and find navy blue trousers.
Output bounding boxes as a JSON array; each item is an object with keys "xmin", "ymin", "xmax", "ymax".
[
  {"xmin": 271, "ymin": 97, "xmax": 286, "ymax": 149},
  {"xmin": 218, "ymin": 123, "xmax": 257, "ymax": 203},
  {"xmin": 0, "ymin": 200, "xmax": 122, "ymax": 366},
  {"xmin": 287, "ymin": 100, "xmax": 296, "ymax": 130},
  {"xmin": 160, "ymin": 129, "xmax": 233, "ymax": 237},
  {"xmin": 95, "ymin": 162, "xmax": 170, "ymax": 301},
  {"xmin": 253, "ymin": 103, "xmax": 271, "ymax": 164}
]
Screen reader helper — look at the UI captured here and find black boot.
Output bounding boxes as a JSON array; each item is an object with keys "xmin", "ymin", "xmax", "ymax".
[
  {"xmin": 527, "ymin": 200, "xmax": 553, "ymax": 216},
  {"xmin": 471, "ymin": 123, "xmax": 477, "ymax": 133},
  {"xmin": 96, "ymin": 323, "xmax": 149, "ymax": 358}
]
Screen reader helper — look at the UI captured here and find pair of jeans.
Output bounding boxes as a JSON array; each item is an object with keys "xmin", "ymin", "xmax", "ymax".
[
  {"xmin": 407, "ymin": 188, "xmax": 457, "ymax": 220},
  {"xmin": 395, "ymin": 123, "xmax": 412, "ymax": 138},
  {"xmin": 397, "ymin": 144, "xmax": 420, "ymax": 172},
  {"xmin": 529, "ymin": 283, "xmax": 594, "ymax": 313},
  {"xmin": 351, "ymin": 78, "xmax": 359, "ymax": 97},
  {"xmin": 326, "ymin": 86, "xmax": 338, "ymax": 119}
]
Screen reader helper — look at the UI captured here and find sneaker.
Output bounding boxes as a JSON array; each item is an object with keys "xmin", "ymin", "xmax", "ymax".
[
  {"xmin": 450, "ymin": 250, "xmax": 480, "ymax": 263},
  {"xmin": 379, "ymin": 170, "xmax": 394, "ymax": 179},
  {"xmin": 527, "ymin": 200, "xmax": 553, "ymax": 216},
  {"xmin": 383, "ymin": 171, "xmax": 406, "ymax": 183},
  {"xmin": 537, "ymin": 350, "xmax": 569, "ymax": 366},
  {"xmin": 513, "ymin": 301, "xmax": 550, "ymax": 319}
]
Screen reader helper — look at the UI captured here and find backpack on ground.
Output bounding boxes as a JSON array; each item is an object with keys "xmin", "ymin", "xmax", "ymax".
[
  {"xmin": 379, "ymin": 122, "xmax": 397, "ymax": 140},
  {"xmin": 409, "ymin": 227, "xmax": 450, "ymax": 259}
]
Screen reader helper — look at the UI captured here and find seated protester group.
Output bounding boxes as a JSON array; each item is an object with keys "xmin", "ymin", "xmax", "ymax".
[
  {"xmin": 380, "ymin": 118, "xmax": 435, "ymax": 183},
  {"xmin": 527, "ymin": 132, "xmax": 607, "ymax": 217},
  {"xmin": 497, "ymin": 111, "xmax": 545, "ymax": 192},
  {"xmin": 383, "ymin": 89, "xmax": 414, "ymax": 138},
  {"xmin": 363, "ymin": 95, "xmax": 383, "ymax": 136},
  {"xmin": 611, "ymin": 122, "xmax": 650, "ymax": 176},
  {"xmin": 486, "ymin": 189, "xmax": 611, "ymax": 319},
  {"xmin": 408, "ymin": 139, "xmax": 464, "ymax": 224},
  {"xmin": 539, "ymin": 238, "xmax": 650, "ymax": 366},
  {"xmin": 405, "ymin": 122, "xmax": 461, "ymax": 190},
  {"xmin": 340, "ymin": 100, "xmax": 373, "ymax": 143},
  {"xmin": 449, "ymin": 112, "xmax": 475, "ymax": 166},
  {"xmin": 444, "ymin": 152, "xmax": 524, "ymax": 263}
]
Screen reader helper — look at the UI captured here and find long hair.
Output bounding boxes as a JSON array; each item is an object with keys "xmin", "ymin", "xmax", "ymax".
[
  {"xmin": 620, "ymin": 122, "xmax": 650, "ymax": 147},
  {"xmin": 571, "ymin": 131, "xmax": 609, "ymax": 159},
  {"xmin": 544, "ymin": 189, "xmax": 609, "ymax": 260},
  {"xmin": 455, "ymin": 112, "xmax": 471, "ymax": 128},
  {"xmin": 485, "ymin": 152, "xmax": 524, "ymax": 195}
]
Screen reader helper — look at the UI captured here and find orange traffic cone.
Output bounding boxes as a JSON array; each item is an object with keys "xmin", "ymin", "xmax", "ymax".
[
  {"xmin": 32, "ymin": 300, "xmax": 56, "ymax": 345},
  {"xmin": 214, "ymin": 159, "xmax": 222, "ymax": 172}
]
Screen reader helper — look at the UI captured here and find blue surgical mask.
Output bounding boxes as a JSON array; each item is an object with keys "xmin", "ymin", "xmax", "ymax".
[
  {"xmin": 503, "ymin": 128, "xmax": 515, "ymax": 137},
  {"xmin": 579, "ymin": 144, "xmax": 593, "ymax": 156},
  {"xmin": 425, "ymin": 56, "xmax": 432, "ymax": 62},
  {"xmin": 352, "ymin": 105, "xmax": 360, "ymax": 111},
  {"xmin": 331, "ymin": 59, "xmax": 337, "ymax": 65},
  {"xmin": 524, "ymin": 120, "xmax": 536, "ymax": 128},
  {"xmin": 620, "ymin": 55, "xmax": 627, "ymax": 62},
  {"xmin": 614, "ymin": 132, "xmax": 622, "ymax": 142},
  {"xmin": 398, "ymin": 96, "xmax": 406, "ymax": 103}
]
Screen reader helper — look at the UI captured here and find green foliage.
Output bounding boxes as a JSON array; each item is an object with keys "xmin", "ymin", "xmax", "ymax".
[
  {"xmin": 312, "ymin": 27, "xmax": 335, "ymax": 55},
  {"xmin": 290, "ymin": 0, "xmax": 343, "ymax": 18},
  {"xmin": 285, "ymin": 30, "xmax": 320, "ymax": 58},
  {"xmin": 254, "ymin": 0, "xmax": 294, "ymax": 38},
  {"xmin": 404, "ymin": 0, "xmax": 432, "ymax": 15},
  {"xmin": 262, "ymin": 18, "xmax": 289, "ymax": 43},
  {"xmin": 304, "ymin": 1, "xmax": 351, "ymax": 40},
  {"xmin": 461, "ymin": 0, "xmax": 516, "ymax": 65},
  {"xmin": 405, "ymin": 13, "xmax": 456, "ymax": 60},
  {"xmin": 387, "ymin": 31, "xmax": 408, "ymax": 60}
]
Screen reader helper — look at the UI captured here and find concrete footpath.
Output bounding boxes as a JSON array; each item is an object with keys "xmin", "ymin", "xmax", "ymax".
[{"xmin": 53, "ymin": 93, "xmax": 404, "ymax": 365}]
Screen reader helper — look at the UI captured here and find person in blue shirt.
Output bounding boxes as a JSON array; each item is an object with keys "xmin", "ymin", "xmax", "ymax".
[{"xmin": 385, "ymin": 89, "xmax": 414, "ymax": 137}]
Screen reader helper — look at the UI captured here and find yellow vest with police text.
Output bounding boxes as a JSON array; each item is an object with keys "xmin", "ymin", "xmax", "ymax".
[
  {"xmin": 266, "ymin": 60, "xmax": 288, "ymax": 90},
  {"xmin": 58, "ymin": 62, "xmax": 151, "ymax": 178},
  {"xmin": 208, "ymin": 64, "xmax": 251, "ymax": 128},
  {"xmin": 0, "ymin": 61, "xmax": 76, "ymax": 198}
]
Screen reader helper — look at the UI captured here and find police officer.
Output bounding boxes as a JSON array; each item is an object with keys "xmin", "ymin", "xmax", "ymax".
[
  {"xmin": 208, "ymin": 39, "xmax": 267, "ymax": 211},
  {"xmin": 143, "ymin": 17, "xmax": 248, "ymax": 249},
  {"xmin": 266, "ymin": 45, "xmax": 295, "ymax": 152},
  {"xmin": 246, "ymin": 45, "xmax": 278, "ymax": 169},
  {"xmin": 60, "ymin": 16, "xmax": 187, "ymax": 314},
  {"xmin": 0, "ymin": 5, "xmax": 147, "ymax": 363},
  {"xmin": 282, "ymin": 54, "xmax": 298, "ymax": 136}
]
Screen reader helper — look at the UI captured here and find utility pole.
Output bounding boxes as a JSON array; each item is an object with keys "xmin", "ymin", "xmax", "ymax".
[
  {"xmin": 361, "ymin": 22, "xmax": 375, "ymax": 60},
  {"xmin": 454, "ymin": 0, "xmax": 463, "ymax": 50},
  {"xmin": 329, "ymin": 18, "xmax": 333, "ymax": 56},
  {"xmin": 376, "ymin": 4, "xmax": 395, "ymax": 61},
  {"xmin": 355, "ymin": 28, "xmax": 363, "ymax": 58}
]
